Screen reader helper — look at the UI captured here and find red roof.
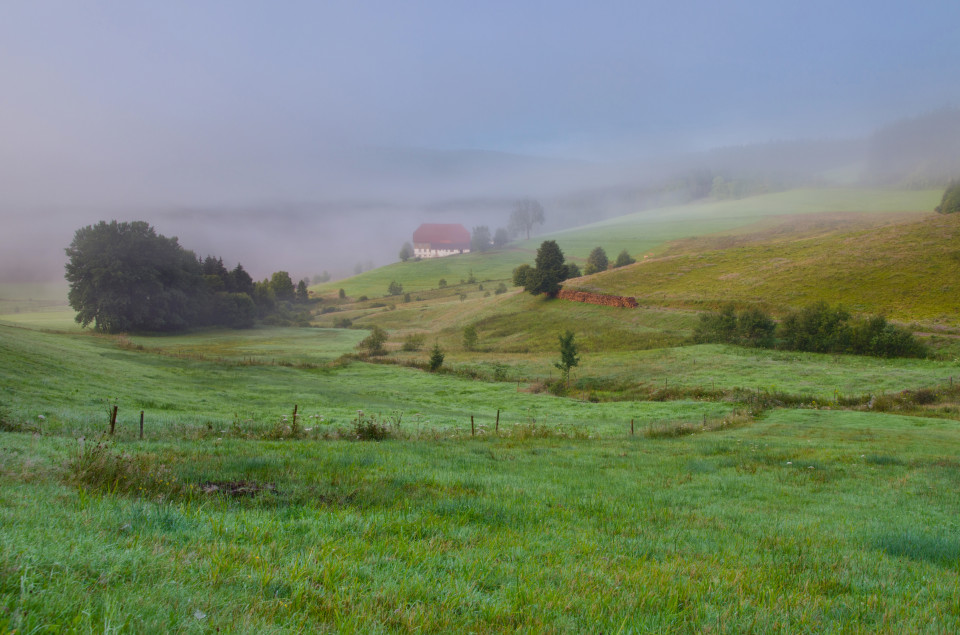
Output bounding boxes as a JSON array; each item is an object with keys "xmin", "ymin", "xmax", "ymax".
[{"xmin": 413, "ymin": 223, "xmax": 471, "ymax": 248}]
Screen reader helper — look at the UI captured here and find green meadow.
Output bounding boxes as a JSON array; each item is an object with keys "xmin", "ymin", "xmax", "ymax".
[
  {"xmin": 2, "ymin": 187, "xmax": 959, "ymax": 631},
  {"xmin": 315, "ymin": 188, "xmax": 940, "ymax": 300}
]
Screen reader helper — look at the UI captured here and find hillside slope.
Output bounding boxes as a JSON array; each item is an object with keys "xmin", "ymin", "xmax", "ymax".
[
  {"xmin": 314, "ymin": 188, "xmax": 940, "ymax": 299},
  {"xmin": 570, "ymin": 211, "xmax": 960, "ymax": 324}
]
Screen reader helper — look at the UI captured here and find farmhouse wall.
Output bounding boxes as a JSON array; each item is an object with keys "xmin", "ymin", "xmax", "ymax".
[{"xmin": 556, "ymin": 288, "xmax": 638, "ymax": 308}]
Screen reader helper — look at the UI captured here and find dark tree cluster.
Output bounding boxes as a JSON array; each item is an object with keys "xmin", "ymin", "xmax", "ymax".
[
  {"xmin": 694, "ymin": 301, "xmax": 928, "ymax": 358},
  {"xmin": 582, "ymin": 246, "xmax": 635, "ymax": 275},
  {"xmin": 65, "ymin": 220, "xmax": 311, "ymax": 333},
  {"xmin": 512, "ymin": 240, "xmax": 580, "ymax": 297}
]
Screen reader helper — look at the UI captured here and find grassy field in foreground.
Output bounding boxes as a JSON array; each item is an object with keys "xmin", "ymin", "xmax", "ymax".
[
  {"xmin": 2, "ymin": 408, "xmax": 959, "ymax": 632},
  {"xmin": 0, "ymin": 323, "xmax": 733, "ymax": 438}
]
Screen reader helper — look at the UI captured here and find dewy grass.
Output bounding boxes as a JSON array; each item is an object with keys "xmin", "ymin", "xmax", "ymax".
[
  {"xmin": 874, "ymin": 531, "xmax": 960, "ymax": 568},
  {"xmin": 1, "ymin": 187, "xmax": 958, "ymax": 630},
  {"xmin": 2, "ymin": 407, "xmax": 960, "ymax": 631}
]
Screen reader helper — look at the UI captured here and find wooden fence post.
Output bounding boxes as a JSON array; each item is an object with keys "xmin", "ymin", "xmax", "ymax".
[
  {"xmin": 631, "ymin": 419, "xmax": 634, "ymax": 436},
  {"xmin": 471, "ymin": 415, "xmax": 475, "ymax": 436},
  {"xmin": 139, "ymin": 410, "xmax": 144, "ymax": 440},
  {"xmin": 495, "ymin": 409, "xmax": 500, "ymax": 432},
  {"xmin": 109, "ymin": 405, "xmax": 118, "ymax": 436},
  {"xmin": 292, "ymin": 404, "xmax": 298, "ymax": 428}
]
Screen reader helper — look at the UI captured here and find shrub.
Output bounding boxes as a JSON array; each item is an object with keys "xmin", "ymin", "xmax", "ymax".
[
  {"xmin": 333, "ymin": 317, "xmax": 353, "ymax": 328},
  {"xmin": 736, "ymin": 306, "xmax": 777, "ymax": 347},
  {"xmin": 402, "ymin": 333, "xmax": 426, "ymax": 352},
  {"xmin": 584, "ymin": 247, "xmax": 609, "ymax": 275},
  {"xmin": 358, "ymin": 295, "xmax": 369, "ymax": 302},
  {"xmin": 694, "ymin": 304, "xmax": 738, "ymax": 344},
  {"xmin": 512, "ymin": 264, "xmax": 532, "ymax": 287},
  {"xmin": 494, "ymin": 282, "xmax": 508, "ymax": 295},
  {"xmin": 779, "ymin": 302, "xmax": 852, "ymax": 353},
  {"xmin": 693, "ymin": 303, "xmax": 777, "ymax": 347},
  {"xmin": 352, "ymin": 411, "xmax": 395, "ymax": 441},
  {"xmin": 68, "ymin": 441, "xmax": 182, "ymax": 498},
  {"xmin": 338, "ymin": 288, "xmax": 346, "ymax": 299},
  {"xmin": 547, "ymin": 379, "xmax": 568, "ymax": 396},
  {"xmin": 438, "ymin": 279, "xmax": 448, "ymax": 288},
  {"xmin": 463, "ymin": 325, "xmax": 478, "ymax": 351},
  {"xmin": 320, "ymin": 306, "xmax": 340, "ymax": 314},
  {"xmin": 779, "ymin": 303, "xmax": 927, "ymax": 358},
  {"xmin": 387, "ymin": 281, "xmax": 403, "ymax": 296},
  {"xmin": 936, "ymin": 180, "xmax": 960, "ymax": 214},
  {"xmin": 357, "ymin": 326, "xmax": 388, "ymax": 355},
  {"xmin": 613, "ymin": 250, "xmax": 636, "ymax": 268}
]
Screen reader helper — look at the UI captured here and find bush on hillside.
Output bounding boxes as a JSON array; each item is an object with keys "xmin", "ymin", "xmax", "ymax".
[
  {"xmin": 695, "ymin": 301, "xmax": 927, "ymax": 358},
  {"xmin": 357, "ymin": 326, "xmax": 388, "ymax": 355},
  {"xmin": 694, "ymin": 304, "xmax": 775, "ymax": 347},
  {"xmin": 402, "ymin": 333, "xmax": 426, "ymax": 352},
  {"xmin": 463, "ymin": 325, "xmax": 478, "ymax": 351},
  {"xmin": 613, "ymin": 250, "xmax": 636, "ymax": 268},
  {"xmin": 584, "ymin": 247, "xmax": 609, "ymax": 275},
  {"xmin": 936, "ymin": 181, "xmax": 960, "ymax": 214},
  {"xmin": 512, "ymin": 264, "xmax": 532, "ymax": 287},
  {"xmin": 778, "ymin": 302, "xmax": 851, "ymax": 353}
]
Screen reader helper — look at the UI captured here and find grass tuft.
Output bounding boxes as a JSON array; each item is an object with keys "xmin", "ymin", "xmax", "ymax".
[{"xmin": 67, "ymin": 439, "xmax": 186, "ymax": 500}]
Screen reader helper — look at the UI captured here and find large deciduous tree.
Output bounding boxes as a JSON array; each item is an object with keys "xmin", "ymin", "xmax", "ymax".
[
  {"xmin": 508, "ymin": 198, "xmax": 545, "ymax": 240},
  {"xmin": 65, "ymin": 220, "xmax": 202, "ymax": 332}
]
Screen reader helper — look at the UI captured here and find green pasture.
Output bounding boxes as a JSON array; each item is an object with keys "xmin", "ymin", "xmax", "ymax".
[
  {"xmin": 0, "ymin": 282, "xmax": 69, "ymax": 314},
  {"xmin": 575, "ymin": 207, "xmax": 960, "ymax": 324},
  {"xmin": 0, "ymin": 324, "xmax": 731, "ymax": 438},
  {"xmin": 316, "ymin": 188, "xmax": 940, "ymax": 299},
  {"xmin": 428, "ymin": 344, "xmax": 960, "ymax": 401},
  {"xmin": 123, "ymin": 327, "xmax": 367, "ymax": 365},
  {"xmin": 2, "ymin": 408, "xmax": 959, "ymax": 632}
]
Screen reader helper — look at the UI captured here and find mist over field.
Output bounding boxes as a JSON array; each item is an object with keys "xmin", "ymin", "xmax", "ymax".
[{"xmin": 1, "ymin": 2, "xmax": 959, "ymax": 282}]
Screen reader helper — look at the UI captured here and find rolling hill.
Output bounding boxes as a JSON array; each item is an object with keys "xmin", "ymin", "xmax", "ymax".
[
  {"xmin": 313, "ymin": 188, "xmax": 941, "ymax": 300},
  {"xmin": 568, "ymin": 209, "xmax": 960, "ymax": 324}
]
